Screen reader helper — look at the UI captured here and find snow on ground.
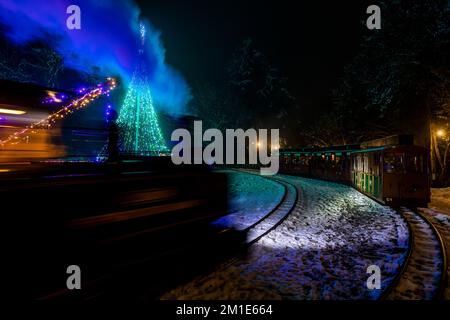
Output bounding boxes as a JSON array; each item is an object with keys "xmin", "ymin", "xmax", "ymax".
[
  {"xmin": 212, "ymin": 170, "xmax": 285, "ymax": 230},
  {"xmin": 418, "ymin": 198, "xmax": 450, "ymax": 300},
  {"xmin": 386, "ymin": 208, "xmax": 443, "ymax": 300},
  {"xmin": 428, "ymin": 187, "xmax": 450, "ymax": 216},
  {"xmin": 419, "ymin": 208, "xmax": 450, "ymax": 229},
  {"xmin": 162, "ymin": 174, "xmax": 409, "ymax": 300}
]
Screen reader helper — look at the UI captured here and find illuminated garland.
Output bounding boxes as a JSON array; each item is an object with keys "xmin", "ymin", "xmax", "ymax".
[{"xmin": 0, "ymin": 79, "xmax": 117, "ymax": 146}]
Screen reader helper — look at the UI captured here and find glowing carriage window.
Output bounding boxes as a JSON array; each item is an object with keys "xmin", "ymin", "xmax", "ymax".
[
  {"xmin": 405, "ymin": 154, "xmax": 424, "ymax": 173},
  {"xmin": 384, "ymin": 153, "xmax": 404, "ymax": 173}
]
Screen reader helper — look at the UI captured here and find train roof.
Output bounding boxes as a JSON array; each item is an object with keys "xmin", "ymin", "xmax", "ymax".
[
  {"xmin": 280, "ymin": 134, "xmax": 428, "ymax": 155},
  {"xmin": 0, "ymin": 79, "xmax": 76, "ymax": 112},
  {"xmin": 281, "ymin": 144, "xmax": 428, "ymax": 155},
  {"xmin": 360, "ymin": 134, "xmax": 414, "ymax": 148},
  {"xmin": 351, "ymin": 144, "xmax": 428, "ymax": 154},
  {"xmin": 280, "ymin": 144, "xmax": 360, "ymax": 154}
]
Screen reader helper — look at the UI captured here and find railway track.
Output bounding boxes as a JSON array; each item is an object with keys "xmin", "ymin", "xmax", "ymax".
[
  {"xmin": 158, "ymin": 170, "xmax": 299, "ymax": 298},
  {"xmin": 416, "ymin": 208, "xmax": 450, "ymax": 299},
  {"xmin": 235, "ymin": 170, "xmax": 448, "ymax": 299},
  {"xmin": 244, "ymin": 178, "xmax": 297, "ymax": 245},
  {"xmin": 231, "ymin": 169, "xmax": 298, "ymax": 245},
  {"xmin": 382, "ymin": 207, "xmax": 447, "ymax": 300}
]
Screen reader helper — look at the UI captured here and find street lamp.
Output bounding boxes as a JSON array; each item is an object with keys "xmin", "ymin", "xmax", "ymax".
[{"xmin": 436, "ymin": 129, "xmax": 445, "ymax": 138}]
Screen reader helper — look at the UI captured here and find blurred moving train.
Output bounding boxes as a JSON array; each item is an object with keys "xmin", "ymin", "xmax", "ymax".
[
  {"xmin": 0, "ymin": 80, "xmax": 77, "ymax": 163},
  {"xmin": 0, "ymin": 117, "xmax": 65, "ymax": 163},
  {"xmin": 279, "ymin": 135, "xmax": 430, "ymax": 207},
  {"xmin": 0, "ymin": 80, "xmax": 244, "ymax": 302}
]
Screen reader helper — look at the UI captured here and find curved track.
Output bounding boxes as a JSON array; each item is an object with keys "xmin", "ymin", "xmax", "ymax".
[
  {"xmin": 382, "ymin": 207, "xmax": 446, "ymax": 300},
  {"xmin": 243, "ymin": 175, "xmax": 298, "ymax": 245},
  {"xmin": 226, "ymin": 169, "xmax": 298, "ymax": 245},
  {"xmin": 417, "ymin": 208, "xmax": 450, "ymax": 299}
]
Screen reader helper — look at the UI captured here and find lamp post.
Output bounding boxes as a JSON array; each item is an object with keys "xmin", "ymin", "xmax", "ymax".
[{"xmin": 432, "ymin": 126, "xmax": 450, "ymax": 185}]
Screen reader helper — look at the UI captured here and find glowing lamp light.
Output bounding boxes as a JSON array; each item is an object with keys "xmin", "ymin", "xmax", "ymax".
[
  {"xmin": 0, "ymin": 108, "xmax": 26, "ymax": 115},
  {"xmin": 436, "ymin": 129, "xmax": 445, "ymax": 137},
  {"xmin": 46, "ymin": 91, "xmax": 62, "ymax": 103}
]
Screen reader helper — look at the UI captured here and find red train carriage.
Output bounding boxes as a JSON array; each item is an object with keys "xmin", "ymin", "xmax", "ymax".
[{"xmin": 351, "ymin": 145, "xmax": 430, "ymax": 207}]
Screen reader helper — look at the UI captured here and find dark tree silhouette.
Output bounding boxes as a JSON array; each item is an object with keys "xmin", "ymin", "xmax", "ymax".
[
  {"xmin": 188, "ymin": 38, "xmax": 297, "ymax": 150},
  {"xmin": 227, "ymin": 38, "xmax": 297, "ymax": 130},
  {"xmin": 298, "ymin": 1, "xmax": 448, "ymax": 149},
  {"xmin": 329, "ymin": 0, "xmax": 450, "ymax": 183}
]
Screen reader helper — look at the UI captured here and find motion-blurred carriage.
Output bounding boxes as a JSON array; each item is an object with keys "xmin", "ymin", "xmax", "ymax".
[{"xmin": 280, "ymin": 135, "xmax": 430, "ymax": 207}]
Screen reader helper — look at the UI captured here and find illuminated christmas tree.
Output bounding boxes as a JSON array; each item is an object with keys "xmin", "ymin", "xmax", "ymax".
[{"xmin": 117, "ymin": 22, "xmax": 168, "ymax": 155}]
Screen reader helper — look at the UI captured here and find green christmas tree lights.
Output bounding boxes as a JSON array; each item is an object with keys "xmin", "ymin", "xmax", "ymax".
[{"xmin": 117, "ymin": 22, "xmax": 168, "ymax": 155}]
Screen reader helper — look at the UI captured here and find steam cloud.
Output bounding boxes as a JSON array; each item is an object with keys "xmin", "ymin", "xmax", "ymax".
[{"xmin": 0, "ymin": 0, "xmax": 191, "ymax": 114}]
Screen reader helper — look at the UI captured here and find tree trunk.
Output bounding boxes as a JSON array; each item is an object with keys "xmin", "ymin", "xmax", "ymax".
[{"xmin": 430, "ymin": 124, "xmax": 436, "ymax": 181}]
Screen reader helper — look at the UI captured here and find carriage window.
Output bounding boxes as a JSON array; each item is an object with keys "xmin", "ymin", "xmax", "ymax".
[
  {"xmin": 405, "ymin": 154, "xmax": 424, "ymax": 173},
  {"xmin": 384, "ymin": 153, "xmax": 404, "ymax": 173},
  {"xmin": 364, "ymin": 155, "xmax": 369, "ymax": 174},
  {"xmin": 373, "ymin": 153, "xmax": 380, "ymax": 176},
  {"xmin": 353, "ymin": 155, "xmax": 358, "ymax": 171},
  {"xmin": 356, "ymin": 155, "xmax": 363, "ymax": 171}
]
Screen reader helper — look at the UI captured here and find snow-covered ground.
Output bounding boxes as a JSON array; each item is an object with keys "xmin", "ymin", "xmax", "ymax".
[
  {"xmin": 212, "ymin": 170, "xmax": 285, "ymax": 230},
  {"xmin": 386, "ymin": 208, "xmax": 443, "ymax": 300},
  {"xmin": 428, "ymin": 187, "xmax": 450, "ymax": 216},
  {"xmin": 418, "ymin": 203, "xmax": 450, "ymax": 299},
  {"xmin": 162, "ymin": 174, "xmax": 409, "ymax": 300}
]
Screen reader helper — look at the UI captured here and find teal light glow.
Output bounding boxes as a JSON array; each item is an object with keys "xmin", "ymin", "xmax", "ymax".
[
  {"xmin": 116, "ymin": 22, "xmax": 168, "ymax": 156},
  {"xmin": 117, "ymin": 71, "xmax": 168, "ymax": 155}
]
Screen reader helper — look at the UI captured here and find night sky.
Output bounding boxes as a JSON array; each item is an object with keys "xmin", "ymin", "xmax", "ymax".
[{"xmin": 136, "ymin": 0, "xmax": 373, "ymax": 114}]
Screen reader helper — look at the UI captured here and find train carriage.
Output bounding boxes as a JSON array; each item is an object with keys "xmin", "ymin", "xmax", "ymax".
[
  {"xmin": 280, "ymin": 144, "xmax": 358, "ymax": 184},
  {"xmin": 280, "ymin": 135, "xmax": 430, "ymax": 207},
  {"xmin": 351, "ymin": 145, "xmax": 430, "ymax": 207}
]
